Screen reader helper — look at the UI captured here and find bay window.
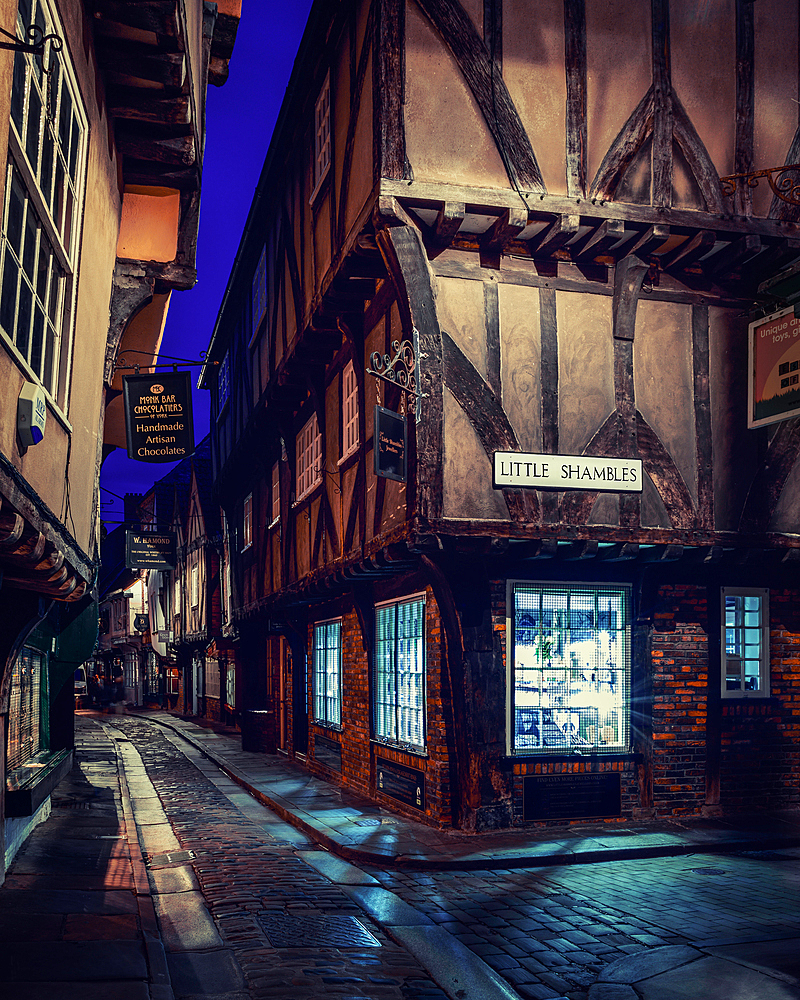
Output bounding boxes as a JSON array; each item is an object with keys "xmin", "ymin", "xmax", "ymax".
[{"xmin": 509, "ymin": 582, "xmax": 631, "ymax": 754}]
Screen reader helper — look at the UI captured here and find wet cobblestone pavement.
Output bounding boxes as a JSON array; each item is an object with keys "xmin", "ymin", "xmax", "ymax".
[{"xmin": 104, "ymin": 714, "xmax": 450, "ymax": 1000}]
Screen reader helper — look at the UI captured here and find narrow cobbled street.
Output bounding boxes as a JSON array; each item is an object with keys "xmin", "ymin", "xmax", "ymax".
[{"xmin": 3, "ymin": 713, "xmax": 798, "ymax": 1000}]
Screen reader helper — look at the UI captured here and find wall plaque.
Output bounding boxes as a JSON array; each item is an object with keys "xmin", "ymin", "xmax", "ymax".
[
  {"xmin": 314, "ymin": 734, "xmax": 342, "ymax": 772},
  {"xmin": 374, "ymin": 405, "xmax": 407, "ymax": 482},
  {"xmin": 123, "ymin": 371, "xmax": 194, "ymax": 463},
  {"xmin": 376, "ymin": 757, "xmax": 425, "ymax": 810},
  {"xmin": 523, "ymin": 772, "xmax": 621, "ymax": 822}
]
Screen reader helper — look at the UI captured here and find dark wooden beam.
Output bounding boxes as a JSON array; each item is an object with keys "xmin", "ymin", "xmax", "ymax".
[
  {"xmin": 527, "ymin": 214, "xmax": 580, "ymax": 256},
  {"xmin": 97, "ymin": 44, "xmax": 185, "ymax": 88},
  {"xmin": 735, "ymin": 0, "xmax": 755, "ymax": 216},
  {"xmin": 572, "ymin": 218, "xmax": 626, "ymax": 261},
  {"xmin": 659, "ymin": 229, "xmax": 715, "ymax": 272},
  {"xmin": 481, "ymin": 207, "xmax": 528, "ymax": 253},
  {"xmin": 433, "ymin": 201, "xmax": 465, "ymax": 246},
  {"xmin": 117, "ymin": 131, "xmax": 195, "ymax": 166},
  {"xmin": 374, "ymin": 0, "xmax": 408, "ymax": 181},
  {"xmin": 92, "ymin": 0, "xmax": 180, "ymax": 38},
  {"xmin": 651, "ymin": 0, "xmax": 673, "ymax": 208},
  {"xmin": 564, "ymin": 0, "xmax": 587, "ymax": 198},
  {"xmin": 692, "ymin": 304, "xmax": 713, "ymax": 531},
  {"xmin": 107, "ymin": 90, "xmax": 190, "ymax": 126},
  {"xmin": 704, "ymin": 233, "xmax": 762, "ymax": 277}
]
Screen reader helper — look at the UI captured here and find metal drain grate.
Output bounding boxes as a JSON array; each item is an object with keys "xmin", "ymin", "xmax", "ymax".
[
  {"xmin": 256, "ymin": 912, "xmax": 380, "ymax": 948},
  {"xmin": 54, "ymin": 799, "xmax": 92, "ymax": 810},
  {"xmin": 145, "ymin": 850, "xmax": 196, "ymax": 867},
  {"xmin": 354, "ymin": 818, "xmax": 396, "ymax": 827}
]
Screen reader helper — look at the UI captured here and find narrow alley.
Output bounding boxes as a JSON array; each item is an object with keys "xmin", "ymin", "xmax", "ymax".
[{"xmin": 1, "ymin": 713, "xmax": 798, "ymax": 1000}]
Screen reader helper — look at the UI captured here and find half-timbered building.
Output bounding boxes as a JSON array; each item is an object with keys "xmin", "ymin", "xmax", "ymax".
[{"xmin": 202, "ymin": 0, "xmax": 800, "ymax": 830}]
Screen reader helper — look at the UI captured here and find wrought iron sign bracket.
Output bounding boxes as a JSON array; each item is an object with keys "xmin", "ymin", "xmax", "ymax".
[
  {"xmin": 0, "ymin": 23, "xmax": 63, "ymax": 63},
  {"xmin": 720, "ymin": 164, "xmax": 800, "ymax": 207},
  {"xmin": 366, "ymin": 328, "xmax": 426, "ymax": 422}
]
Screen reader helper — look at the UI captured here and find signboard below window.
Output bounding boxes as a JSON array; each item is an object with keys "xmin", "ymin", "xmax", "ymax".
[
  {"xmin": 748, "ymin": 305, "xmax": 800, "ymax": 428},
  {"xmin": 494, "ymin": 452, "xmax": 642, "ymax": 492}
]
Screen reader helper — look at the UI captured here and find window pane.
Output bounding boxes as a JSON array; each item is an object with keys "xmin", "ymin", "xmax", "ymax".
[
  {"xmin": 11, "ymin": 50, "xmax": 26, "ymax": 135},
  {"xmin": 1, "ymin": 252, "xmax": 19, "ymax": 336},
  {"xmin": 512, "ymin": 584, "xmax": 629, "ymax": 753},
  {"xmin": 8, "ymin": 172, "xmax": 25, "ymax": 253}
]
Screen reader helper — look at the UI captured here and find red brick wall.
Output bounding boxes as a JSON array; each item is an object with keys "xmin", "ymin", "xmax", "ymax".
[{"xmin": 302, "ymin": 588, "xmax": 454, "ymax": 828}]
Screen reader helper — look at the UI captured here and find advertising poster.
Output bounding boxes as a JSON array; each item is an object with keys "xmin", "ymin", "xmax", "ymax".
[{"xmin": 748, "ymin": 306, "xmax": 800, "ymax": 428}]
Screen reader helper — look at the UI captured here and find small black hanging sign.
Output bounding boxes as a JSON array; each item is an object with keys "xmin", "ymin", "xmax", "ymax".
[
  {"xmin": 374, "ymin": 405, "xmax": 407, "ymax": 483},
  {"xmin": 123, "ymin": 371, "xmax": 194, "ymax": 463}
]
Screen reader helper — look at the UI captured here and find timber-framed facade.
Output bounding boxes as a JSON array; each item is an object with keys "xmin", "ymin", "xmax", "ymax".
[{"xmin": 202, "ymin": 0, "xmax": 800, "ymax": 830}]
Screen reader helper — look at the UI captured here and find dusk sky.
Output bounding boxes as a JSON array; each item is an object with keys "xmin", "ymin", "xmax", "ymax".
[{"xmin": 99, "ymin": 1, "xmax": 314, "ymax": 527}]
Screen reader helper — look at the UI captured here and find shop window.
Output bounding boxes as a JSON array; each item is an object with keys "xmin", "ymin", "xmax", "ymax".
[
  {"xmin": 722, "ymin": 588, "xmax": 769, "ymax": 697},
  {"xmin": 205, "ymin": 657, "xmax": 220, "ymax": 698},
  {"xmin": 0, "ymin": 0, "xmax": 86, "ymax": 408},
  {"xmin": 373, "ymin": 596, "xmax": 426, "ymax": 749},
  {"xmin": 342, "ymin": 360, "xmax": 359, "ymax": 459},
  {"xmin": 295, "ymin": 412, "xmax": 321, "ymax": 501},
  {"xmin": 242, "ymin": 492, "xmax": 252, "ymax": 550},
  {"xmin": 310, "ymin": 71, "xmax": 330, "ymax": 200},
  {"xmin": 508, "ymin": 582, "xmax": 631, "ymax": 754},
  {"xmin": 7, "ymin": 646, "xmax": 45, "ymax": 771},
  {"xmin": 225, "ymin": 662, "xmax": 235, "ymax": 708},
  {"xmin": 313, "ymin": 619, "xmax": 342, "ymax": 727}
]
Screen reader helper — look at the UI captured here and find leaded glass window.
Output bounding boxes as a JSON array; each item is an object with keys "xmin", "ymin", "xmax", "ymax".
[{"xmin": 374, "ymin": 596, "xmax": 425, "ymax": 749}]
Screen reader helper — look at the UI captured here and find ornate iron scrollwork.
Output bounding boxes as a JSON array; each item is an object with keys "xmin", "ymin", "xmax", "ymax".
[
  {"xmin": 0, "ymin": 23, "xmax": 63, "ymax": 64},
  {"xmin": 720, "ymin": 164, "xmax": 800, "ymax": 207},
  {"xmin": 366, "ymin": 330, "xmax": 423, "ymax": 415}
]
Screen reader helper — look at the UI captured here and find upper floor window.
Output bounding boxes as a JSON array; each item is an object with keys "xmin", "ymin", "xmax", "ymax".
[
  {"xmin": 217, "ymin": 351, "xmax": 230, "ymax": 414},
  {"xmin": 174, "ymin": 572, "xmax": 181, "ymax": 618},
  {"xmin": 374, "ymin": 596, "xmax": 426, "ymax": 750},
  {"xmin": 190, "ymin": 563, "xmax": 199, "ymax": 609},
  {"xmin": 722, "ymin": 588, "xmax": 769, "ymax": 698},
  {"xmin": 296, "ymin": 412, "xmax": 321, "ymax": 501},
  {"xmin": 313, "ymin": 619, "xmax": 342, "ymax": 727},
  {"xmin": 270, "ymin": 460, "xmax": 280, "ymax": 525},
  {"xmin": 242, "ymin": 492, "xmax": 253, "ymax": 550},
  {"xmin": 252, "ymin": 246, "xmax": 267, "ymax": 332},
  {"xmin": 342, "ymin": 360, "xmax": 359, "ymax": 459},
  {"xmin": 311, "ymin": 72, "xmax": 331, "ymax": 200},
  {"xmin": 1, "ymin": 0, "xmax": 86, "ymax": 408},
  {"xmin": 508, "ymin": 582, "xmax": 631, "ymax": 755}
]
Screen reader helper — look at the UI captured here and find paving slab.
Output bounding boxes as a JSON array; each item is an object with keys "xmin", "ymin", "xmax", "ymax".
[
  {"xmin": 599, "ymin": 945, "xmax": 703, "ymax": 983},
  {"xmin": 343, "ymin": 885, "xmax": 436, "ymax": 926},
  {"xmin": 154, "ymin": 891, "xmax": 224, "ymax": 951},
  {"xmin": 635, "ymin": 955, "xmax": 800, "ymax": 1000},
  {"xmin": 0, "ymin": 940, "xmax": 148, "ymax": 981},
  {"xmin": 148, "ymin": 863, "xmax": 201, "ymax": 894},
  {"xmin": 7, "ymin": 983, "xmax": 150, "ymax": 1000},
  {"xmin": 166, "ymin": 948, "xmax": 246, "ymax": 996}
]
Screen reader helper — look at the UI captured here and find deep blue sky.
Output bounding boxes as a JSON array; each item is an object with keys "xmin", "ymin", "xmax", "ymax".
[{"xmin": 99, "ymin": 2, "xmax": 314, "ymax": 527}]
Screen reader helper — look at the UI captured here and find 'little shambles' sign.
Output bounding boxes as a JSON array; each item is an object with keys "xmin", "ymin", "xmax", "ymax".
[
  {"xmin": 494, "ymin": 452, "xmax": 643, "ymax": 492},
  {"xmin": 126, "ymin": 531, "xmax": 177, "ymax": 570},
  {"xmin": 123, "ymin": 371, "xmax": 194, "ymax": 463}
]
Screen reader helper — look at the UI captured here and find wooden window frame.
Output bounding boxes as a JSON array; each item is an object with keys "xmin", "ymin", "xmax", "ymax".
[
  {"xmin": 341, "ymin": 360, "xmax": 359, "ymax": 461},
  {"xmin": 721, "ymin": 587, "xmax": 770, "ymax": 698},
  {"xmin": 242, "ymin": 492, "xmax": 253, "ymax": 551},
  {"xmin": 309, "ymin": 71, "xmax": 331, "ymax": 203},
  {"xmin": 313, "ymin": 618, "xmax": 342, "ymax": 728},
  {"xmin": 295, "ymin": 412, "xmax": 321, "ymax": 502}
]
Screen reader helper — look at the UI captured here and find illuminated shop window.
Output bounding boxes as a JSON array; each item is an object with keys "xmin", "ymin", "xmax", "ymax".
[
  {"xmin": 374, "ymin": 596, "xmax": 426, "ymax": 749},
  {"xmin": 313, "ymin": 619, "xmax": 341, "ymax": 727},
  {"xmin": 722, "ymin": 588, "xmax": 769, "ymax": 698},
  {"xmin": 508, "ymin": 582, "xmax": 631, "ymax": 754}
]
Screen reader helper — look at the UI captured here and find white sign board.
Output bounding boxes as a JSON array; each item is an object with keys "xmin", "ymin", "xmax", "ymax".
[{"xmin": 493, "ymin": 452, "xmax": 643, "ymax": 492}]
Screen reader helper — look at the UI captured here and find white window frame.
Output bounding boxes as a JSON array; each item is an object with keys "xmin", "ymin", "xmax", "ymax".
[
  {"xmin": 174, "ymin": 572, "xmax": 181, "ymax": 619},
  {"xmin": 373, "ymin": 594, "xmax": 426, "ymax": 750},
  {"xmin": 507, "ymin": 581, "xmax": 631, "ymax": 756},
  {"xmin": 313, "ymin": 618, "xmax": 342, "ymax": 728},
  {"xmin": 310, "ymin": 71, "xmax": 331, "ymax": 202},
  {"xmin": 190, "ymin": 563, "xmax": 199, "ymax": 609},
  {"xmin": 341, "ymin": 360, "xmax": 359, "ymax": 460},
  {"xmin": 242, "ymin": 492, "xmax": 253, "ymax": 551},
  {"xmin": 0, "ymin": 0, "xmax": 87, "ymax": 412},
  {"xmin": 225, "ymin": 661, "xmax": 235, "ymax": 708},
  {"xmin": 295, "ymin": 412, "xmax": 322, "ymax": 502},
  {"xmin": 270, "ymin": 460, "xmax": 280, "ymax": 526},
  {"xmin": 721, "ymin": 587, "xmax": 770, "ymax": 698},
  {"xmin": 251, "ymin": 246, "xmax": 267, "ymax": 332}
]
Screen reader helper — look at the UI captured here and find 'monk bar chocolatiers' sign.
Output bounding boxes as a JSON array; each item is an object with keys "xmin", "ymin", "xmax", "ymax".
[{"xmin": 123, "ymin": 372, "xmax": 194, "ymax": 463}]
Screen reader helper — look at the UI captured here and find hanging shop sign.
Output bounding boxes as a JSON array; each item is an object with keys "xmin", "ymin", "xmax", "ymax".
[
  {"xmin": 374, "ymin": 405, "xmax": 407, "ymax": 482},
  {"xmin": 748, "ymin": 305, "xmax": 800, "ymax": 428},
  {"xmin": 125, "ymin": 531, "xmax": 177, "ymax": 570},
  {"xmin": 123, "ymin": 371, "xmax": 194, "ymax": 463},
  {"xmin": 133, "ymin": 614, "xmax": 149, "ymax": 633},
  {"xmin": 494, "ymin": 452, "xmax": 643, "ymax": 492}
]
